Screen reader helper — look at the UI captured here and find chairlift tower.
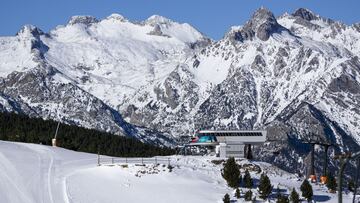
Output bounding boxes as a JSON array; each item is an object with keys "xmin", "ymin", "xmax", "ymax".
[
  {"xmin": 302, "ymin": 140, "xmax": 333, "ymax": 183},
  {"xmin": 334, "ymin": 151, "xmax": 360, "ymax": 203}
]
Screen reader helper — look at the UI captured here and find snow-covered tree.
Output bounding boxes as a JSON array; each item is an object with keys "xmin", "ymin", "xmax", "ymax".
[
  {"xmin": 235, "ymin": 188, "xmax": 240, "ymax": 199},
  {"xmin": 300, "ymin": 179, "xmax": 313, "ymax": 202},
  {"xmin": 348, "ymin": 180, "xmax": 355, "ymax": 192},
  {"xmin": 258, "ymin": 173, "xmax": 272, "ymax": 199},
  {"xmin": 243, "ymin": 169, "xmax": 253, "ymax": 188},
  {"xmin": 223, "ymin": 193, "xmax": 230, "ymax": 203},
  {"xmin": 326, "ymin": 173, "xmax": 337, "ymax": 193},
  {"xmin": 222, "ymin": 157, "xmax": 240, "ymax": 188},
  {"xmin": 289, "ymin": 188, "xmax": 300, "ymax": 203},
  {"xmin": 244, "ymin": 190, "xmax": 252, "ymax": 201}
]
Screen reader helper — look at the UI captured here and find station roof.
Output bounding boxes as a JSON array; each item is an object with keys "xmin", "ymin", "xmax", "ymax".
[{"xmin": 197, "ymin": 130, "xmax": 266, "ymax": 137}]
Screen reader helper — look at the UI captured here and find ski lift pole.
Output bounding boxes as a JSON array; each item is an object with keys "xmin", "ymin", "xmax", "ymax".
[
  {"xmin": 97, "ymin": 150, "xmax": 100, "ymax": 166},
  {"xmin": 338, "ymin": 156, "xmax": 349, "ymax": 203},
  {"xmin": 353, "ymin": 158, "xmax": 360, "ymax": 203},
  {"xmin": 52, "ymin": 121, "xmax": 60, "ymax": 147},
  {"xmin": 337, "ymin": 151, "xmax": 360, "ymax": 203}
]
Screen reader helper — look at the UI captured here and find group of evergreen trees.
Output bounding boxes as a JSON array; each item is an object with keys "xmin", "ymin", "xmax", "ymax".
[
  {"xmin": 222, "ymin": 157, "xmax": 272, "ymax": 202},
  {"xmin": 0, "ymin": 112, "xmax": 175, "ymax": 157},
  {"xmin": 221, "ymin": 157, "xmax": 321, "ymax": 202}
]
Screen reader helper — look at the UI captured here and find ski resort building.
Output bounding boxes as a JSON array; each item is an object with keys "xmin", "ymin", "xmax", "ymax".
[{"xmin": 187, "ymin": 130, "xmax": 267, "ymax": 158}]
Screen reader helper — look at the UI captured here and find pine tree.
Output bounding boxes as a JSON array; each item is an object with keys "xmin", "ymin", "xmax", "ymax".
[
  {"xmin": 348, "ymin": 180, "xmax": 355, "ymax": 192},
  {"xmin": 300, "ymin": 179, "xmax": 313, "ymax": 202},
  {"xmin": 326, "ymin": 173, "xmax": 337, "ymax": 193},
  {"xmin": 289, "ymin": 188, "xmax": 300, "ymax": 203},
  {"xmin": 222, "ymin": 157, "xmax": 240, "ymax": 188},
  {"xmin": 277, "ymin": 195, "xmax": 289, "ymax": 203},
  {"xmin": 245, "ymin": 190, "xmax": 252, "ymax": 201},
  {"xmin": 276, "ymin": 186, "xmax": 281, "ymax": 199},
  {"xmin": 258, "ymin": 173, "xmax": 272, "ymax": 199},
  {"xmin": 276, "ymin": 186, "xmax": 288, "ymax": 203},
  {"xmin": 243, "ymin": 169, "xmax": 253, "ymax": 188},
  {"xmin": 235, "ymin": 188, "xmax": 240, "ymax": 199},
  {"xmin": 223, "ymin": 193, "xmax": 230, "ymax": 203}
]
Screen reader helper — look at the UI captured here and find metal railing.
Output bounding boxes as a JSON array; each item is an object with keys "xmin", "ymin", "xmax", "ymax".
[{"xmin": 98, "ymin": 156, "xmax": 173, "ymax": 166}]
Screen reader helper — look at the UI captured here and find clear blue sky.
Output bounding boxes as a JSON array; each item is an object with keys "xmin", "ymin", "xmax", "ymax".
[{"xmin": 1, "ymin": 0, "xmax": 359, "ymax": 39}]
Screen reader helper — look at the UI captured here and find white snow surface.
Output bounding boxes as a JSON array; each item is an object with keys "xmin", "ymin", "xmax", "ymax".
[{"xmin": 0, "ymin": 141, "xmax": 356, "ymax": 203}]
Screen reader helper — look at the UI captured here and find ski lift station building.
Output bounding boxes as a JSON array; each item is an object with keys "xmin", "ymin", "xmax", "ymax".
[{"xmin": 188, "ymin": 130, "xmax": 267, "ymax": 158}]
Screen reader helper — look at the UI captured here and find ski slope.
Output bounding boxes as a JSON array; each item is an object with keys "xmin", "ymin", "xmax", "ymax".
[{"xmin": 0, "ymin": 141, "xmax": 355, "ymax": 202}]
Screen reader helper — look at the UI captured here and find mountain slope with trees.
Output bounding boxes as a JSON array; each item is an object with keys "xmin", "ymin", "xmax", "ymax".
[{"xmin": 0, "ymin": 111, "xmax": 174, "ymax": 157}]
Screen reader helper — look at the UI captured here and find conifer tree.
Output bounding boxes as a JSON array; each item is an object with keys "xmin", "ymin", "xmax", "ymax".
[
  {"xmin": 348, "ymin": 180, "xmax": 355, "ymax": 192},
  {"xmin": 276, "ymin": 186, "xmax": 281, "ymax": 199},
  {"xmin": 235, "ymin": 188, "xmax": 240, "ymax": 199},
  {"xmin": 245, "ymin": 190, "xmax": 252, "ymax": 201},
  {"xmin": 289, "ymin": 188, "xmax": 300, "ymax": 203},
  {"xmin": 222, "ymin": 157, "xmax": 240, "ymax": 188},
  {"xmin": 243, "ymin": 169, "xmax": 253, "ymax": 188},
  {"xmin": 277, "ymin": 195, "xmax": 289, "ymax": 203},
  {"xmin": 326, "ymin": 173, "xmax": 337, "ymax": 192},
  {"xmin": 223, "ymin": 193, "xmax": 230, "ymax": 203},
  {"xmin": 276, "ymin": 186, "xmax": 288, "ymax": 203},
  {"xmin": 258, "ymin": 173, "xmax": 272, "ymax": 199},
  {"xmin": 300, "ymin": 179, "xmax": 313, "ymax": 202}
]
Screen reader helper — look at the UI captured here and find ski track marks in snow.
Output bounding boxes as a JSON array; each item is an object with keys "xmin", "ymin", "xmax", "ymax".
[{"xmin": 0, "ymin": 141, "xmax": 356, "ymax": 203}]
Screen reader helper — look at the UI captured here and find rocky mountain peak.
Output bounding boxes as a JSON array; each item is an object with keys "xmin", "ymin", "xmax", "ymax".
[
  {"xmin": 16, "ymin": 25, "xmax": 44, "ymax": 38},
  {"xmin": 68, "ymin": 15, "xmax": 99, "ymax": 26},
  {"xmin": 145, "ymin": 15, "xmax": 173, "ymax": 26},
  {"xmin": 15, "ymin": 25, "xmax": 49, "ymax": 58},
  {"xmin": 106, "ymin": 13, "xmax": 127, "ymax": 22},
  {"xmin": 249, "ymin": 7, "xmax": 278, "ymax": 28},
  {"xmin": 237, "ymin": 7, "xmax": 283, "ymax": 41},
  {"xmin": 292, "ymin": 8, "xmax": 318, "ymax": 21}
]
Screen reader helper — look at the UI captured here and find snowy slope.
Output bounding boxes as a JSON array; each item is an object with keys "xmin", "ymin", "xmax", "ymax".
[
  {"xmin": 0, "ymin": 141, "xmax": 355, "ymax": 203},
  {"xmin": 42, "ymin": 14, "xmax": 209, "ymax": 107}
]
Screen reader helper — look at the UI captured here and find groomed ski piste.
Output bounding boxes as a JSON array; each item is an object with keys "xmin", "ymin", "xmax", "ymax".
[{"xmin": 0, "ymin": 140, "xmax": 356, "ymax": 203}]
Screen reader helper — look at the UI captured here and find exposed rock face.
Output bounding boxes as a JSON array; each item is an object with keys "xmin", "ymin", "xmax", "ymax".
[
  {"xmin": 354, "ymin": 23, "xmax": 360, "ymax": 32},
  {"xmin": 68, "ymin": 16, "xmax": 99, "ymax": 25},
  {"xmin": 1, "ymin": 8, "xmax": 360, "ymax": 176},
  {"xmin": 293, "ymin": 8, "xmax": 318, "ymax": 21},
  {"xmin": 232, "ymin": 7, "xmax": 285, "ymax": 41}
]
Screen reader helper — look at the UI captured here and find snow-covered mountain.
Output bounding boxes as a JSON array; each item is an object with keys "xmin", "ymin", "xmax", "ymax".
[{"xmin": 1, "ymin": 8, "xmax": 360, "ymax": 173}]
